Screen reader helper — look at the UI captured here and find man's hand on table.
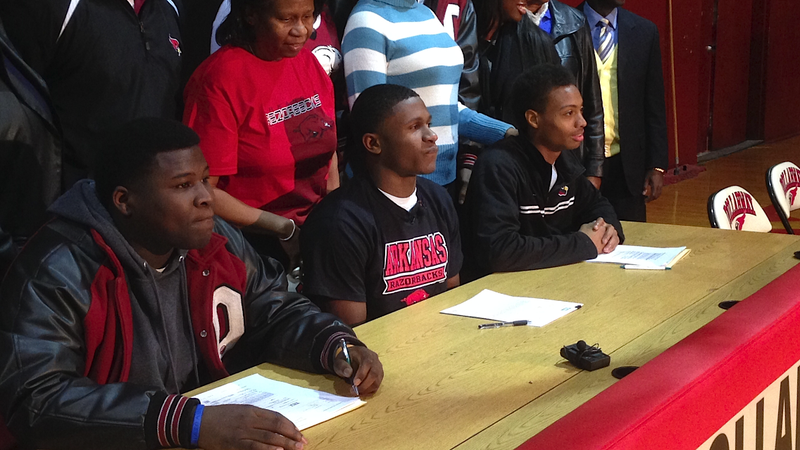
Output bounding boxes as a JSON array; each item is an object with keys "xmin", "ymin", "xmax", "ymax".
[
  {"xmin": 580, "ymin": 217, "xmax": 620, "ymax": 254},
  {"xmin": 333, "ymin": 345, "xmax": 384, "ymax": 395},
  {"xmin": 199, "ymin": 404, "xmax": 307, "ymax": 450}
]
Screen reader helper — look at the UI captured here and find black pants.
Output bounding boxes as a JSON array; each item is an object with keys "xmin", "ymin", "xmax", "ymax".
[{"xmin": 600, "ymin": 154, "xmax": 647, "ymax": 222}]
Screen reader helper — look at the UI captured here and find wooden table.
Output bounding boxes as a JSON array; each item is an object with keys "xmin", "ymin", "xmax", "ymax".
[{"xmin": 187, "ymin": 223, "xmax": 800, "ymax": 450}]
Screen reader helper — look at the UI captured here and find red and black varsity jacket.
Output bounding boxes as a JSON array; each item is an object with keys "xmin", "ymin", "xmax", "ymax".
[{"xmin": 0, "ymin": 218, "xmax": 357, "ymax": 450}]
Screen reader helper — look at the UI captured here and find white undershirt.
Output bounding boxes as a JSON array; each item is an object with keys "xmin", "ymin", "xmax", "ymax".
[
  {"xmin": 379, "ymin": 188, "xmax": 418, "ymax": 212},
  {"xmin": 549, "ymin": 164, "xmax": 558, "ymax": 191},
  {"xmin": 528, "ymin": 1, "xmax": 550, "ymax": 26}
]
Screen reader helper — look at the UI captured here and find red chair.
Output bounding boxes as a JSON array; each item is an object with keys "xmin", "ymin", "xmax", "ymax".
[
  {"xmin": 707, "ymin": 186, "xmax": 771, "ymax": 232},
  {"xmin": 766, "ymin": 161, "xmax": 800, "ymax": 234}
]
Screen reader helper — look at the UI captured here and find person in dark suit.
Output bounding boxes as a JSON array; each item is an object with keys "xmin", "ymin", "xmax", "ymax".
[{"xmin": 581, "ymin": 0, "xmax": 668, "ymax": 221}]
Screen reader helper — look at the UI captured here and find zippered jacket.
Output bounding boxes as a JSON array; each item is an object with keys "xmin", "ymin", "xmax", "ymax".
[{"xmin": 462, "ymin": 135, "xmax": 624, "ymax": 280}]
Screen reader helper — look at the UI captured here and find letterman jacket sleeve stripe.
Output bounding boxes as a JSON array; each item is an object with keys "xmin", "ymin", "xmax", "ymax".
[
  {"xmin": 170, "ymin": 396, "xmax": 190, "ymax": 446},
  {"xmin": 146, "ymin": 392, "xmax": 201, "ymax": 449},
  {"xmin": 157, "ymin": 395, "xmax": 177, "ymax": 447}
]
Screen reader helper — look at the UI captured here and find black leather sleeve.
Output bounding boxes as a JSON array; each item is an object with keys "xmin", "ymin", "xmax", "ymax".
[
  {"xmin": 0, "ymin": 222, "xmax": 159, "ymax": 450},
  {"xmin": 457, "ymin": 0, "xmax": 480, "ymax": 110},
  {"xmin": 215, "ymin": 220, "xmax": 359, "ymax": 376},
  {"xmin": 0, "ymin": 224, "xmax": 15, "ymax": 278},
  {"xmin": 576, "ymin": 21, "xmax": 605, "ymax": 178}
]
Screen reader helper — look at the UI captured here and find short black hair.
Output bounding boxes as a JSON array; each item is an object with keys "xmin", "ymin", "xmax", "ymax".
[
  {"xmin": 93, "ymin": 118, "xmax": 201, "ymax": 207},
  {"xmin": 508, "ymin": 64, "xmax": 577, "ymax": 131},
  {"xmin": 347, "ymin": 84, "xmax": 420, "ymax": 173}
]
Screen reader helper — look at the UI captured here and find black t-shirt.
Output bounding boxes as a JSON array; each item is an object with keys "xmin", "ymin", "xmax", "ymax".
[{"xmin": 301, "ymin": 175, "xmax": 463, "ymax": 321}]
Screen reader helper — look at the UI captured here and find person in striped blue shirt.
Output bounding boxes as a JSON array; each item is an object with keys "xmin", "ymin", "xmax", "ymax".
[{"xmin": 342, "ymin": 0, "xmax": 516, "ymax": 196}]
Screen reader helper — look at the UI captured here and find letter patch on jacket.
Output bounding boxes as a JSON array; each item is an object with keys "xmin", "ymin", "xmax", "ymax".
[
  {"xmin": 212, "ymin": 286, "xmax": 245, "ymax": 358},
  {"xmin": 383, "ymin": 233, "xmax": 448, "ymax": 295}
]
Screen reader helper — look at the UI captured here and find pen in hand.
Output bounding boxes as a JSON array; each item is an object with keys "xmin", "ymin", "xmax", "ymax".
[
  {"xmin": 478, "ymin": 320, "xmax": 529, "ymax": 330},
  {"xmin": 339, "ymin": 338, "xmax": 359, "ymax": 396}
]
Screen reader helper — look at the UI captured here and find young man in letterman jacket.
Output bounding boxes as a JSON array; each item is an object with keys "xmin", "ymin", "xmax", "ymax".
[
  {"xmin": 462, "ymin": 64, "xmax": 623, "ymax": 281},
  {"xmin": 0, "ymin": 119, "xmax": 383, "ymax": 450}
]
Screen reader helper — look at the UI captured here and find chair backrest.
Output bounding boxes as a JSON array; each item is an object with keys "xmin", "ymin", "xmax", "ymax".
[
  {"xmin": 766, "ymin": 161, "xmax": 800, "ymax": 234},
  {"xmin": 707, "ymin": 186, "xmax": 772, "ymax": 232}
]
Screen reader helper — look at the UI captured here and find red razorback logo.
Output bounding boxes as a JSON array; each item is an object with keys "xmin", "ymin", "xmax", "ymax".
[
  {"xmin": 169, "ymin": 35, "xmax": 181, "ymax": 56},
  {"xmin": 402, "ymin": 289, "xmax": 430, "ymax": 306},
  {"xmin": 294, "ymin": 113, "xmax": 333, "ymax": 142}
]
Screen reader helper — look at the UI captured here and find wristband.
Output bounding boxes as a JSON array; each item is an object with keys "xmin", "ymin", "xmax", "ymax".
[
  {"xmin": 280, "ymin": 219, "xmax": 296, "ymax": 241},
  {"xmin": 653, "ymin": 167, "xmax": 666, "ymax": 173},
  {"xmin": 191, "ymin": 404, "xmax": 205, "ymax": 447}
]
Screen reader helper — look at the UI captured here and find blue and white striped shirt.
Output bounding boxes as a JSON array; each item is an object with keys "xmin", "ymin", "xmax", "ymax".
[{"xmin": 343, "ymin": 0, "xmax": 511, "ymax": 185}]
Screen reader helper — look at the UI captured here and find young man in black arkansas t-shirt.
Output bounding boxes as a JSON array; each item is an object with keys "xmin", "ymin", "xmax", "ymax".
[{"xmin": 301, "ymin": 84, "xmax": 463, "ymax": 326}]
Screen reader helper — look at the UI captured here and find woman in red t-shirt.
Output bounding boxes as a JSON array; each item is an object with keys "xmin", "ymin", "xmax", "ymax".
[{"xmin": 184, "ymin": 0, "xmax": 338, "ymax": 271}]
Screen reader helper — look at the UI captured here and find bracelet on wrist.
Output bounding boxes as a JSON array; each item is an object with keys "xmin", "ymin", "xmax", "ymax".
[
  {"xmin": 653, "ymin": 167, "xmax": 666, "ymax": 173},
  {"xmin": 190, "ymin": 404, "xmax": 204, "ymax": 447},
  {"xmin": 280, "ymin": 218, "xmax": 296, "ymax": 241}
]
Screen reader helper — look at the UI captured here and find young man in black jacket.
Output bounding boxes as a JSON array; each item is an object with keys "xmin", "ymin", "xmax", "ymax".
[
  {"xmin": 526, "ymin": 0, "xmax": 605, "ymax": 189},
  {"xmin": 0, "ymin": 118, "xmax": 383, "ymax": 450},
  {"xmin": 462, "ymin": 64, "xmax": 623, "ymax": 281}
]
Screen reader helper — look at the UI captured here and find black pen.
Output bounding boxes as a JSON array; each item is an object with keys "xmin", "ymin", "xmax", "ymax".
[
  {"xmin": 339, "ymin": 338, "xmax": 359, "ymax": 396},
  {"xmin": 477, "ymin": 320, "xmax": 530, "ymax": 329}
]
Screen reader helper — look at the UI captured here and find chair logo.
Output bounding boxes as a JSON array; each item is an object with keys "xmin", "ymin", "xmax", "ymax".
[
  {"xmin": 779, "ymin": 167, "xmax": 800, "ymax": 206},
  {"xmin": 723, "ymin": 192, "xmax": 756, "ymax": 231}
]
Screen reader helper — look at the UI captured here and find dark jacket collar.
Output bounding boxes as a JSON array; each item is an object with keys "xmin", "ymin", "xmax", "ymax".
[
  {"xmin": 547, "ymin": 0, "xmax": 586, "ymax": 39},
  {"xmin": 504, "ymin": 135, "xmax": 586, "ymax": 185}
]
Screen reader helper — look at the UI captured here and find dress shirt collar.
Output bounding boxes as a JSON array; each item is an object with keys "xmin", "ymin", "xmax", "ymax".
[{"xmin": 583, "ymin": 2, "xmax": 618, "ymax": 30}]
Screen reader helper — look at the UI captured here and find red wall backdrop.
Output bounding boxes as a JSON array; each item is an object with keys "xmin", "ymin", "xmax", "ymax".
[
  {"xmin": 761, "ymin": 0, "xmax": 800, "ymax": 142},
  {"xmin": 561, "ymin": 0, "xmax": 800, "ymax": 165},
  {"xmin": 711, "ymin": 0, "xmax": 754, "ymax": 150},
  {"xmin": 561, "ymin": 0, "xmax": 707, "ymax": 166}
]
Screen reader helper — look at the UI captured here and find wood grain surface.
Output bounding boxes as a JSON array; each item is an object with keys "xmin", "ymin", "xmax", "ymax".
[{"xmin": 186, "ymin": 222, "xmax": 800, "ymax": 450}]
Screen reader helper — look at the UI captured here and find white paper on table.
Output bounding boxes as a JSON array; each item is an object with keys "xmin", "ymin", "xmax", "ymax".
[
  {"xmin": 440, "ymin": 289, "xmax": 582, "ymax": 327},
  {"xmin": 585, "ymin": 245, "xmax": 687, "ymax": 267},
  {"xmin": 193, "ymin": 374, "xmax": 365, "ymax": 430}
]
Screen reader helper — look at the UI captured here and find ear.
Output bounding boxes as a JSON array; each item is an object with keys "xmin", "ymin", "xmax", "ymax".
[
  {"xmin": 244, "ymin": 5, "xmax": 257, "ymax": 26},
  {"xmin": 112, "ymin": 186, "xmax": 134, "ymax": 218},
  {"xmin": 362, "ymin": 133, "xmax": 382, "ymax": 156},
  {"xmin": 525, "ymin": 109, "xmax": 539, "ymax": 130}
]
